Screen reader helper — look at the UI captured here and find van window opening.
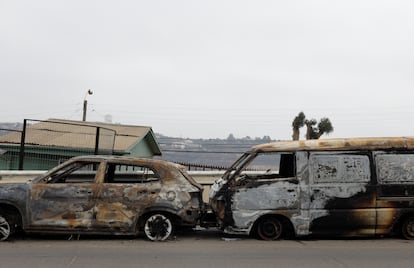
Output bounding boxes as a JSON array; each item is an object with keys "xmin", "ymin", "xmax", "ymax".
[{"xmin": 235, "ymin": 152, "xmax": 296, "ymax": 182}]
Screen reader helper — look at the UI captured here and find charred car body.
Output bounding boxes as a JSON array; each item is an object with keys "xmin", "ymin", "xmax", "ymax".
[
  {"xmin": 210, "ymin": 137, "xmax": 414, "ymax": 240},
  {"xmin": 0, "ymin": 156, "xmax": 203, "ymax": 241}
]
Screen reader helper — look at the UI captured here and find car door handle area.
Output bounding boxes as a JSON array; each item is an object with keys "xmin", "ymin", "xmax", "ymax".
[{"xmin": 76, "ymin": 190, "xmax": 93, "ymax": 195}]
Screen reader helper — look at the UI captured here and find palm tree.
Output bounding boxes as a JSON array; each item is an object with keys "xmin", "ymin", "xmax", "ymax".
[
  {"xmin": 305, "ymin": 118, "xmax": 334, "ymax": 140},
  {"xmin": 291, "ymin": 112, "xmax": 334, "ymax": 140},
  {"xmin": 315, "ymin": 118, "xmax": 334, "ymax": 139},
  {"xmin": 305, "ymin": 119, "xmax": 317, "ymax": 140},
  {"xmin": 292, "ymin": 112, "xmax": 306, "ymax": 140}
]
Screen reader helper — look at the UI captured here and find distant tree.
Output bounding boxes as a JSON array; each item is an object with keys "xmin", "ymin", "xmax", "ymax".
[
  {"xmin": 292, "ymin": 112, "xmax": 334, "ymax": 140},
  {"xmin": 262, "ymin": 135, "xmax": 271, "ymax": 142},
  {"xmin": 292, "ymin": 112, "xmax": 306, "ymax": 140},
  {"xmin": 227, "ymin": 133, "xmax": 236, "ymax": 141}
]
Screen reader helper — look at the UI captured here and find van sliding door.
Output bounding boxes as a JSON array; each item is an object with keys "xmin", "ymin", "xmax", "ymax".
[{"xmin": 308, "ymin": 153, "xmax": 376, "ymax": 236}]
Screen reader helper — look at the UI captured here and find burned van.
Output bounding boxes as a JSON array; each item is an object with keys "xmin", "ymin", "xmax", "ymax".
[{"xmin": 209, "ymin": 137, "xmax": 414, "ymax": 240}]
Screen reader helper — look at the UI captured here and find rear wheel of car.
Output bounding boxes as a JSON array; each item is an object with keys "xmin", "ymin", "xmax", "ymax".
[
  {"xmin": 0, "ymin": 214, "xmax": 13, "ymax": 241},
  {"xmin": 144, "ymin": 214, "xmax": 173, "ymax": 241},
  {"xmin": 257, "ymin": 217, "xmax": 283, "ymax": 241},
  {"xmin": 402, "ymin": 216, "xmax": 414, "ymax": 240}
]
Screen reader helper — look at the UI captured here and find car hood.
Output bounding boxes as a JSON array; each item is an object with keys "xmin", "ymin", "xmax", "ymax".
[{"xmin": 0, "ymin": 182, "xmax": 30, "ymax": 202}]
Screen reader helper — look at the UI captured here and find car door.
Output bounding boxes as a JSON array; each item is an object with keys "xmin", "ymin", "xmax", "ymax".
[
  {"xmin": 93, "ymin": 162, "xmax": 162, "ymax": 233},
  {"xmin": 308, "ymin": 152, "xmax": 376, "ymax": 236},
  {"xmin": 28, "ymin": 160, "xmax": 104, "ymax": 230}
]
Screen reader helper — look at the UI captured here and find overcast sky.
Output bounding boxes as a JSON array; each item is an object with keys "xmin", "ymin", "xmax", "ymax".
[{"xmin": 1, "ymin": 0, "xmax": 413, "ymax": 140}]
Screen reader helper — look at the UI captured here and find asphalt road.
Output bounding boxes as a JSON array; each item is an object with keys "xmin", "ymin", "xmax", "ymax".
[{"xmin": 1, "ymin": 229, "xmax": 414, "ymax": 268}]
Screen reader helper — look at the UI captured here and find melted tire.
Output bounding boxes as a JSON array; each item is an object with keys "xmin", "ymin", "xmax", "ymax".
[
  {"xmin": 257, "ymin": 217, "xmax": 283, "ymax": 241},
  {"xmin": 0, "ymin": 214, "xmax": 12, "ymax": 241},
  {"xmin": 402, "ymin": 217, "xmax": 414, "ymax": 240},
  {"xmin": 144, "ymin": 214, "xmax": 173, "ymax": 241}
]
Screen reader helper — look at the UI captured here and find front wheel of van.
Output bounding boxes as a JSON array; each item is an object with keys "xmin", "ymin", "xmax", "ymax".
[
  {"xmin": 402, "ymin": 217, "xmax": 414, "ymax": 240},
  {"xmin": 257, "ymin": 217, "xmax": 282, "ymax": 241}
]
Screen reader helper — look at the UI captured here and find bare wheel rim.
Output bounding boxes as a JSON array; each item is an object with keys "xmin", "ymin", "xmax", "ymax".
[
  {"xmin": 403, "ymin": 217, "xmax": 414, "ymax": 239},
  {"xmin": 257, "ymin": 218, "xmax": 282, "ymax": 241},
  {"xmin": 0, "ymin": 216, "xmax": 11, "ymax": 241},
  {"xmin": 144, "ymin": 214, "xmax": 173, "ymax": 241}
]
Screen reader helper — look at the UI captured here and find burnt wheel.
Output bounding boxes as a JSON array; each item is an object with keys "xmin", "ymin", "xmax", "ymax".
[
  {"xmin": 144, "ymin": 214, "xmax": 173, "ymax": 241},
  {"xmin": 257, "ymin": 217, "xmax": 282, "ymax": 241},
  {"xmin": 0, "ymin": 214, "xmax": 12, "ymax": 241},
  {"xmin": 402, "ymin": 217, "xmax": 414, "ymax": 240}
]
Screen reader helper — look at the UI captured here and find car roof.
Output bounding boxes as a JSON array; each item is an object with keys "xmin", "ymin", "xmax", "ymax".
[
  {"xmin": 53, "ymin": 155, "xmax": 185, "ymax": 172},
  {"xmin": 70, "ymin": 155, "xmax": 171, "ymax": 164}
]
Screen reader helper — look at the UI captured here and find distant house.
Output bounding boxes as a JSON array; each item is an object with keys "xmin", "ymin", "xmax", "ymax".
[{"xmin": 0, "ymin": 119, "xmax": 161, "ymax": 170}]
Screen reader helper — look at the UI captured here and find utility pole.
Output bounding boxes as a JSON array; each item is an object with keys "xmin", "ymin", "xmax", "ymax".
[{"xmin": 82, "ymin": 89, "xmax": 93, "ymax": 121}]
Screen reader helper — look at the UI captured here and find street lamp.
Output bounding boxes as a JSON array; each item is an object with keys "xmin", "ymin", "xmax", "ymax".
[{"xmin": 82, "ymin": 89, "xmax": 93, "ymax": 121}]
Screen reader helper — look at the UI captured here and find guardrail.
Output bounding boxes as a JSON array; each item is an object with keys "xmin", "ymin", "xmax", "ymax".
[{"xmin": 0, "ymin": 170, "xmax": 224, "ymax": 203}]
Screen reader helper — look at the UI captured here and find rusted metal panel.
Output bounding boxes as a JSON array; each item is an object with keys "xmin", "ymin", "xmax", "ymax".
[
  {"xmin": 310, "ymin": 155, "xmax": 371, "ymax": 184},
  {"xmin": 230, "ymin": 180, "xmax": 300, "ymax": 232},
  {"xmin": 308, "ymin": 153, "xmax": 376, "ymax": 236},
  {"xmin": 376, "ymin": 154, "xmax": 414, "ymax": 184}
]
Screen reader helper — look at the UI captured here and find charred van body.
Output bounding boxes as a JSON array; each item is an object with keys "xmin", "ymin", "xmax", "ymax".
[{"xmin": 209, "ymin": 137, "xmax": 414, "ymax": 240}]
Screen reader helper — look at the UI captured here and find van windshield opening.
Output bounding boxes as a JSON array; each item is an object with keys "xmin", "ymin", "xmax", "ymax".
[
  {"xmin": 234, "ymin": 152, "xmax": 296, "ymax": 184},
  {"xmin": 222, "ymin": 153, "xmax": 251, "ymax": 181}
]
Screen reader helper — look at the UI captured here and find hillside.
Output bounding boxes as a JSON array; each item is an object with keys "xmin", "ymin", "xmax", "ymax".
[{"xmin": 0, "ymin": 123, "xmax": 23, "ymax": 135}]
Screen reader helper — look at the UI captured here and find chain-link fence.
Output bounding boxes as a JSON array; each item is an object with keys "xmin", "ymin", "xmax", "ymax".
[
  {"xmin": 0, "ymin": 128, "xmax": 21, "ymax": 170},
  {"xmin": 0, "ymin": 119, "xmax": 116, "ymax": 170}
]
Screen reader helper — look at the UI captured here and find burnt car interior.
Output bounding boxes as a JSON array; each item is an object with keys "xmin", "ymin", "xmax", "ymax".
[
  {"xmin": 46, "ymin": 162, "xmax": 98, "ymax": 183},
  {"xmin": 104, "ymin": 164, "xmax": 160, "ymax": 183}
]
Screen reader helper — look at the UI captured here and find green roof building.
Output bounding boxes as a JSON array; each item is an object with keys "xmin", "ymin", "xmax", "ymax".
[{"xmin": 0, "ymin": 119, "xmax": 162, "ymax": 170}]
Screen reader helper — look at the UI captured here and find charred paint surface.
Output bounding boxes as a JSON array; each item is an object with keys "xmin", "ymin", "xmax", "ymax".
[
  {"xmin": 30, "ymin": 183, "xmax": 97, "ymax": 229},
  {"xmin": 375, "ymin": 153, "xmax": 414, "ymax": 235},
  {"xmin": 376, "ymin": 154, "xmax": 414, "ymax": 185},
  {"xmin": 230, "ymin": 180, "xmax": 300, "ymax": 232},
  {"xmin": 307, "ymin": 153, "xmax": 375, "ymax": 236}
]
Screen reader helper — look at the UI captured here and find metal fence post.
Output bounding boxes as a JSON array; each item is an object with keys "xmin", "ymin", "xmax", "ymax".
[
  {"xmin": 18, "ymin": 119, "xmax": 27, "ymax": 170},
  {"xmin": 95, "ymin": 127, "xmax": 100, "ymax": 155}
]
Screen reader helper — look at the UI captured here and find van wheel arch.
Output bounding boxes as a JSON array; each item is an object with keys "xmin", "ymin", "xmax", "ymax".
[
  {"xmin": 251, "ymin": 214, "xmax": 294, "ymax": 240},
  {"xmin": 138, "ymin": 209, "xmax": 181, "ymax": 228}
]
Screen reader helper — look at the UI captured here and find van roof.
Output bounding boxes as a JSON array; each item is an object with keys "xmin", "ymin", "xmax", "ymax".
[{"xmin": 252, "ymin": 137, "xmax": 414, "ymax": 152}]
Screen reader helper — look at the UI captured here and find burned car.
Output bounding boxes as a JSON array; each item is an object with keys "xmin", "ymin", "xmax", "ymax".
[
  {"xmin": 0, "ymin": 156, "xmax": 203, "ymax": 241},
  {"xmin": 210, "ymin": 137, "xmax": 414, "ymax": 240}
]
